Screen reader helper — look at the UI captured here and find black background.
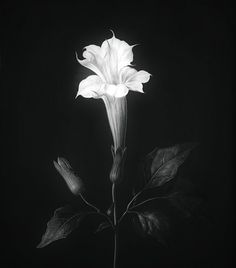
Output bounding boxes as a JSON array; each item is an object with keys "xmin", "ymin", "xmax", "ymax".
[{"xmin": 1, "ymin": 1, "xmax": 234, "ymax": 267}]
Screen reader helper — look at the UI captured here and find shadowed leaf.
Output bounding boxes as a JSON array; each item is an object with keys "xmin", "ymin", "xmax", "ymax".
[
  {"xmin": 133, "ymin": 211, "xmax": 168, "ymax": 243},
  {"xmin": 144, "ymin": 143, "xmax": 197, "ymax": 189},
  {"xmin": 37, "ymin": 206, "xmax": 86, "ymax": 248},
  {"xmin": 168, "ymin": 192, "xmax": 203, "ymax": 218}
]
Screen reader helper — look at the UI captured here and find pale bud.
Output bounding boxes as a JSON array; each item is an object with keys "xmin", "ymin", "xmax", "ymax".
[{"xmin": 53, "ymin": 157, "xmax": 84, "ymax": 195}]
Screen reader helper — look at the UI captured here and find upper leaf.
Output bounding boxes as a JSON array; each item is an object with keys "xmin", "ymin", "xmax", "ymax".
[
  {"xmin": 37, "ymin": 206, "xmax": 86, "ymax": 248},
  {"xmin": 144, "ymin": 143, "xmax": 197, "ymax": 189}
]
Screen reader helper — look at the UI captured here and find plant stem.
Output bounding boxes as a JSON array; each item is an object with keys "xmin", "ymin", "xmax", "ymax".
[
  {"xmin": 118, "ymin": 190, "xmax": 143, "ymax": 224},
  {"xmin": 126, "ymin": 190, "xmax": 142, "ymax": 210},
  {"xmin": 80, "ymin": 194, "xmax": 114, "ymax": 226},
  {"xmin": 80, "ymin": 194, "xmax": 100, "ymax": 212},
  {"xmin": 129, "ymin": 196, "xmax": 169, "ymax": 210},
  {"xmin": 112, "ymin": 183, "xmax": 117, "ymax": 268},
  {"xmin": 112, "ymin": 184, "xmax": 117, "ymax": 225},
  {"xmin": 113, "ymin": 230, "xmax": 117, "ymax": 268}
]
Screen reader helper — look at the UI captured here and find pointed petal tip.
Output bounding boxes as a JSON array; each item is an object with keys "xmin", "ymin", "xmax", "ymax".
[
  {"xmin": 75, "ymin": 90, "xmax": 80, "ymax": 99},
  {"xmin": 109, "ymin": 29, "xmax": 115, "ymax": 38},
  {"xmin": 75, "ymin": 51, "xmax": 84, "ymax": 63},
  {"xmin": 75, "ymin": 51, "xmax": 79, "ymax": 62},
  {"xmin": 132, "ymin": 43, "xmax": 140, "ymax": 48},
  {"xmin": 137, "ymin": 89, "xmax": 144, "ymax": 94},
  {"xmin": 53, "ymin": 160, "xmax": 60, "ymax": 170}
]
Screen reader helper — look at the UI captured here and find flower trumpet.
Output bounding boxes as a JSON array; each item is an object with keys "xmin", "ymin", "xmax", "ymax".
[{"xmin": 76, "ymin": 31, "xmax": 151, "ymax": 151}]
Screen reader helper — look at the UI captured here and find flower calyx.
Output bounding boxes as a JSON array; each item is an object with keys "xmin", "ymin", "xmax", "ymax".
[{"xmin": 110, "ymin": 146, "xmax": 127, "ymax": 184}]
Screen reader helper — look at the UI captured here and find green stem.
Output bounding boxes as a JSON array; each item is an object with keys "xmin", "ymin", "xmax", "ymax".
[
  {"xmin": 80, "ymin": 194, "xmax": 100, "ymax": 212},
  {"xmin": 112, "ymin": 183, "xmax": 117, "ymax": 268},
  {"xmin": 118, "ymin": 190, "xmax": 143, "ymax": 224},
  {"xmin": 129, "ymin": 196, "xmax": 169, "ymax": 210},
  {"xmin": 80, "ymin": 194, "xmax": 114, "ymax": 226},
  {"xmin": 126, "ymin": 190, "xmax": 143, "ymax": 210},
  {"xmin": 113, "ymin": 230, "xmax": 117, "ymax": 268}
]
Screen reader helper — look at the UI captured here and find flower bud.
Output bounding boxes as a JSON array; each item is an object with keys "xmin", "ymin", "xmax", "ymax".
[
  {"xmin": 53, "ymin": 157, "xmax": 84, "ymax": 195},
  {"xmin": 110, "ymin": 147, "xmax": 127, "ymax": 184}
]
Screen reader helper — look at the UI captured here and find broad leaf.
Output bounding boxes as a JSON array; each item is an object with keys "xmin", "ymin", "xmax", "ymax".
[
  {"xmin": 141, "ymin": 147, "xmax": 158, "ymax": 184},
  {"xmin": 37, "ymin": 206, "xmax": 86, "ymax": 248},
  {"xmin": 133, "ymin": 211, "xmax": 168, "ymax": 243},
  {"xmin": 145, "ymin": 143, "xmax": 197, "ymax": 189},
  {"xmin": 168, "ymin": 192, "xmax": 203, "ymax": 218},
  {"xmin": 95, "ymin": 221, "xmax": 111, "ymax": 233}
]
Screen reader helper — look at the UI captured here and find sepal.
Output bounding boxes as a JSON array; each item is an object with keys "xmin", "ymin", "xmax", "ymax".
[{"xmin": 110, "ymin": 147, "xmax": 127, "ymax": 184}]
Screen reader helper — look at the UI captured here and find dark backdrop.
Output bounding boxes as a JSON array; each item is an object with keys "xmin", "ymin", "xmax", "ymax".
[{"xmin": 1, "ymin": 1, "xmax": 234, "ymax": 267}]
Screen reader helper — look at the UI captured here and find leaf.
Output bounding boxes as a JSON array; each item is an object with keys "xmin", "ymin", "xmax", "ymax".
[
  {"xmin": 133, "ymin": 211, "xmax": 168, "ymax": 243},
  {"xmin": 141, "ymin": 147, "xmax": 158, "ymax": 184},
  {"xmin": 168, "ymin": 192, "xmax": 203, "ymax": 218},
  {"xmin": 145, "ymin": 143, "xmax": 197, "ymax": 189},
  {"xmin": 95, "ymin": 221, "xmax": 111, "ymax": 233},
  {"xmin": 37, "ymin": 206, "xmax": 86, "ymax": 248}
]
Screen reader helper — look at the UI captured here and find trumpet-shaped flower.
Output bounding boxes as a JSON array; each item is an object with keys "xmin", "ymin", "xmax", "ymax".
[
  {"xmin": 76, "ymin": 32, "xmax": 151, "ymax": 152},
  {"xmin": 76, "ymin": 32, "xmax": 150, "ymax": 99}
]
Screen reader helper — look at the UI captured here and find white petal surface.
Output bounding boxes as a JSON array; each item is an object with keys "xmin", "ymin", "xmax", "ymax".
[
  {"xmin": 77, "ymin": 75, "xmax": 105, "ymax": 98},
  {"xmin": 120, "ymin": 66, "xmax": 151, "ymax": 93},
  {"xmin": 125, "ymin": 81, "xmax": 144, "ymax": 93},
  {"xmin": 101, "ymin": 34, "xmax": 134, "ymax": 73},
  {"xmin": 76, "ymin": 32, "xmax": 151, "ymax": 98},
  {"xmin": 76, "ymin": 46, "xmax": 106, "ymax": 82},
  {"xmin": 126, "ymin": 69, "xmax": 151, "ymax": 84},
  {"xmin": 105, "ymin": 84, "xmax": 129, "ymax": 98},
  {"xmin": 119, "ymin": 66, "xmax": 137, "ymax": 83}
]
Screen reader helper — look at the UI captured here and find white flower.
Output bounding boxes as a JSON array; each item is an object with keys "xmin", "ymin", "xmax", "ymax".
[
  {"xmin": 76, "ymin": 32, "xmax": 151, "ymax": 99},
  {"xmin": 76, "ymin": 32, "xmax": 151, "ymax": 152}
]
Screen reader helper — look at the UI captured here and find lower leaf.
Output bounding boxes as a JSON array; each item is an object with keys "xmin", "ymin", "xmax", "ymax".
[{"xmin": 37, "ymin": 206, "xmax": 87, "ymax": 248}]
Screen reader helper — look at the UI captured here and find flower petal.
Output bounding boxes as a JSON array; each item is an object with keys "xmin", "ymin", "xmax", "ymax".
[
  {"xmin": 119, "ymin": 66, "xmax": 137, "ymax": 83},
  {"xmin": 76, "ymin": 75, "xmax": 105, "ymax": 98},
  {"xmin": 76, "ymin": 47, "xmax": 106, "ymax": 82},
  {"xmin": 101, "ymin": 33, "xmax": 134, "ymax": 73},
  {"xmin": 125, "ymin": 81, "xmax": 144, "ymax": 93},
  {"xmin": 105, "ymin": 84, "xmax": 129, "ymax": 98},
  {"xmin": 126, "ymin": 69, "xmax": 151, "ymax": 84},
  {"xmin": 119, "ymin": 67, "xmax": 151, "ymax": 93}
]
